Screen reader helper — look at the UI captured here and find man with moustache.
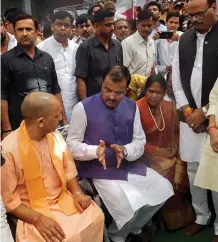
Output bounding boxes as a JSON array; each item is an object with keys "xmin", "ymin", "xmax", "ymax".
[
  {"xmin": 122, "ymin": 10, "xmax": 156, "ymax": 76},
  {"xmin": 38, "ymin": 11, "xmax": 78, "ymax": 122},
  {"xmin": 172, "ymin": 0, "xmax": 218, "ymax": 238},
  {"xmin": 114, "ymin": 19, "xmax": 130, "ymax": 42},
  {"xmin": 1, "ymin": 14, "xmax": 17, "ymax": 54},
  {"xmin": 67, "ymin": 66, "xmax": 173, "ymax": 242},
  {"xmin": 75, "ymin": 9, "xmax": 123, "ymax": 100},
  {"xmin": 1, "ymin": 13, "xmax": 68, "ymax": 139},
  {"xmin": 74, "ymin": 14, "xmax": 93, "ymax": 45}
]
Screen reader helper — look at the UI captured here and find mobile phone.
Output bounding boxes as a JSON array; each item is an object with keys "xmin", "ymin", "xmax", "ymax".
[{"xmin": 159, "ymin": 31, "xmax": 174, "ymax": 39}]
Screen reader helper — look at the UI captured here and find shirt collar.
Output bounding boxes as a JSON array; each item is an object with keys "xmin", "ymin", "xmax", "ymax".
[
  {"xmin": 135, "ymin": 31, "xmax": 153, "ymax": 45},
  {"xmin": 50, "ymin": 35, "xmax": 69, "ymax": 49},
  {"xmin": 15, "ymin": 44, "xmax": 42, "ymax": 58},
  {"xmin": 92, "ymin": 34, "xmax": 115, "ymax": 47}
]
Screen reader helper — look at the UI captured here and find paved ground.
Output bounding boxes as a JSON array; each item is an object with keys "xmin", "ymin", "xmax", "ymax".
[{"xmin": 151, "ymin": 226, "xmax": 213, "ymax": 242}]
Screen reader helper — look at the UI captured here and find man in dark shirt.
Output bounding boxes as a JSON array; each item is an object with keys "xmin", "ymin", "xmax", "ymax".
[
  {"xmin": 1, "ymin": 13, "xmax": 68, "ymax": 138},
  {"xmin": 75, "ymin": 9, "xmax": 123, "ymax": 99}
]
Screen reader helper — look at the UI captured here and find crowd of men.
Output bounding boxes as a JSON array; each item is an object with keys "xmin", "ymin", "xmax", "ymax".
[{"xmin": 1, "ymin": 0, "xmax": 218, "ymax": 242}]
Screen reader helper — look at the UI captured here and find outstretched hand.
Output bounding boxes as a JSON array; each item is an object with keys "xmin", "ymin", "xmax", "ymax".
[
  {"xmin": 97, "ymin": 140, "xmax": 106, "ymax": 170},
  {"xmin": 110, "ymin": 144, "xmax": 125, "ymax": 168}
]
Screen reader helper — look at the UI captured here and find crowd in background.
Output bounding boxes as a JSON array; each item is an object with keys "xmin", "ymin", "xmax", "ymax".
[{"xmin": 1, "ymin": 0, "xmax": 218, "ymax": 242}]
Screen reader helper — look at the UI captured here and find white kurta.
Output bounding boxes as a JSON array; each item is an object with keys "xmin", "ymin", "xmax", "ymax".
[
  {"xmin": 37, "ymin": 36, "xmax": 78, "ymax": 122},
  {"xmin": 156, "ymin": 31, "xmax": 183, "ymax": 76},
  {"xmin": 194, "ymin": 79, "xmax": 218, "ymax": 192},
  {"xmin": 67, "ymin": 102, "xmax": 174, "ymax": 229},
  {"xmin": 172, "ymin": 32, "xmax": 208, "ymax": 163}
]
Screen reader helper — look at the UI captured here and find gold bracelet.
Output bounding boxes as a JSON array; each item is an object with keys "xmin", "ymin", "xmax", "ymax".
[{"xmin": 73, "ymin": 191, "xmax": 84, "ymax": 199}]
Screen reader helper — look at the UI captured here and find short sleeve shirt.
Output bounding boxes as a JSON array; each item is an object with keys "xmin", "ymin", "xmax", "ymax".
[{"xmin": 74, "ymin": 35, "xmax": 123, "ymax": 97}]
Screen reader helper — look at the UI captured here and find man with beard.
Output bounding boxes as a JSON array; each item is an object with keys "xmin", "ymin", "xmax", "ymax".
[
  {"xmin": 1, "ymin": 14, "xmax": 17, "ymax": 54},
  {"xmin": 1, "ymin": 13, "xmax": 68, "ymax": 139},
  {"xmin": 122, "ymin": 10, "xmax": 156, "ymax": 76},
  {"xmin": 172, "ymin": 0, "xmax": 218, "ymax": 239},
  {"xmin": 75, "ymin": 9, "xmax": 123, "ymax": 100},
  {"xmin": 38, "ymin": 11, "xmax": 79, "ymax": 122},
  {"xmin": 114, "ymin": 19, "xmax": 129, "ymax": 42},
  {"xmin": 74, "ymin": 14, "xmax": 92, "ymax": 45},
  {"xmin": 67, "ymin": 66, "xmax": 173, "ymax": 242},
  {"xmin": 145, "ymin": 1, "xmax": 167, "ymax": 34}
]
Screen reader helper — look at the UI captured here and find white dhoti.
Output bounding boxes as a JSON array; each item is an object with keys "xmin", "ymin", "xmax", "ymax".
[
  {"xmin": 1, "ymin": 196, "xmax": 14, "ymax": 242},
  {"xmin": 93, "ymin": 168, "xmax": 174, "ymax": 242},
  {"xmin": 59, "ymin": 76, "xmax": 78, "ymax": 123}
]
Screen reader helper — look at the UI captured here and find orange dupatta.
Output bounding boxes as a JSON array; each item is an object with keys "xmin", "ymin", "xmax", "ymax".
[{"xmin": 17, "ymin": 121, "xmax": 77, "ymax": 218}]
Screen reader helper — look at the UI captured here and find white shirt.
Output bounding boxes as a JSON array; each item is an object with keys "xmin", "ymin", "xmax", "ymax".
[
  {"xmin": 172, "ymin": 32, "xmax": 208, "ymax": 163},
  {"xmin": 67, "ymin": 102, "xmax": 146, "ymax": 161},
  {"xmin": 0, "ymin": 33, "xmax": 17, "ymax": 55},
  {"xmin": 8, "ymin": 33, "xmax": 17, "ymax": 50},
  {"xmin": 122, "ymin": 31, "xmax": 156, "ymax": 76},
  {"xmin": 156, "ymin": 31, "xmax": 183, "ymax": 76},
  {"xmin": 38, "ymin": 36, "xmax": 79, "ymax": 122},
  {"xmin": 152, "ymin": 23, "xmax": 167, "ymax": 34},
  {"xmin": 67, "ymin": 100, "xmax": 173, "ymax": 229}
]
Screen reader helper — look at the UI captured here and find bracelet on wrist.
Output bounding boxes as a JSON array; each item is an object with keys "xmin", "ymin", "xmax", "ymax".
[
  {"xmin": 73, "ymin": 191, "xmax": 84, "ymax": 199},
  {"xmin": 183, "ymin": 107, "xmax": 193, "ymax": 117}
]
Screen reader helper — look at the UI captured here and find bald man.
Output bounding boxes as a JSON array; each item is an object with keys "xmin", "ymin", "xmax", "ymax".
[{"xmin": 1, "ymin": 92, "xmax": 104, "ymax": 242}]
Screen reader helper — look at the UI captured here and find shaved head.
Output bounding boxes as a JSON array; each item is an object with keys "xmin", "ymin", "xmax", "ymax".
[{"xmin": 21, "ymin": 92, "xmax": 60, "ymax": 120}]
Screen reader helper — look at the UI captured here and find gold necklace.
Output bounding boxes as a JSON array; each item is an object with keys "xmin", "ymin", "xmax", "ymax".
[{"xmin": 148, "ymin": 105, "xmax": 165, "ymax": 132}]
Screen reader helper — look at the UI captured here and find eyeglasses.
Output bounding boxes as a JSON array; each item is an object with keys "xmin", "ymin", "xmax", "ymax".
[{"xmin": 188, "ymin": 6, "xmax": 211, "ymax": 19}]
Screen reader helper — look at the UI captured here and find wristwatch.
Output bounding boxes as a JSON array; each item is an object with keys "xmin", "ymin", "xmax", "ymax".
[{"xmin": 202, "ymin": 106, "xmax": 208, "ymax": 117}]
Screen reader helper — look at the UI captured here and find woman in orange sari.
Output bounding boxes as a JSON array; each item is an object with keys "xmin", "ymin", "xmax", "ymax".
[{"xmin": 137, "ymin": 74, "xmax": 194, "ymax": 231}]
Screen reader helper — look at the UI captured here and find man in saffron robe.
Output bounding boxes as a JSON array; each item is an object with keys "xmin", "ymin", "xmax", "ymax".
[{"xmin": 1, "ymin": 92, "xmax": 104, "ymax": 242}]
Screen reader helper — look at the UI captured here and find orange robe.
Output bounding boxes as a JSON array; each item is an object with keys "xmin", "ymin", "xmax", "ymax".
[{"xmin": 1, "ymin": 130, "xmax": 104, "ymax": 242}]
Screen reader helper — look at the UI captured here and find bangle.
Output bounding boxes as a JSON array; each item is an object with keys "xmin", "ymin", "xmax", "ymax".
[
  {"xmin": 207, "ymin": 126, "xmax": 217, "ymax": 133},
  {"xmin": 2, "ymin": 129, "xmax": 12, "ymax": 134},
  {"xmin": 32, "ymin": 213, "xmax": 42, "ymax": 227},
  {"xmin": 183, "ymin": 108, "xmax": 193, "ymax": 117},
  {"xmin": 73, "ymin": 191, "xmax": 84, "ymax": 199}
]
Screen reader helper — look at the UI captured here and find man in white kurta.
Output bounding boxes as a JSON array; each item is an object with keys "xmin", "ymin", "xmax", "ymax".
[
  {"xmin": 67, "ymin": 66, "xmax": 173, "ymax": 242},
  {"xmin": 38, "ymin": 11, "xmax": 78, "ymax": 122},
  {"xmin": 172, "ymin": 0, "xmax": 218, "ymax": 236},
  {"xmin": 194, "ymin": 79, "xmax": 218, "ymax": 241}
]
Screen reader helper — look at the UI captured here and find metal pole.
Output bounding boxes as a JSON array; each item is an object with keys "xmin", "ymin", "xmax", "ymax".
[{"xmin": 132, "ymin": 0, "xmax": 135, "ymax": 19}]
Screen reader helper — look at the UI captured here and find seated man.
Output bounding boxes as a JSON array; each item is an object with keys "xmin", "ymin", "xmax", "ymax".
[
  {"xmin": 1, "ymin": 92, "xmax": 104, "ymax": 242},
  {"xmin": 67, "ymin": 66, "xmax": 174, "ymax": 242}
]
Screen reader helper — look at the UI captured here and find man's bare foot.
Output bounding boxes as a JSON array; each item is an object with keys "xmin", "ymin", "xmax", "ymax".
[
  {"xmin": 214, "ymin": 235, "xmax": 218, "ymax": 242},
  {"xmin": 184, "ymin": 223, "xmax": 206, "ymax": 236}
]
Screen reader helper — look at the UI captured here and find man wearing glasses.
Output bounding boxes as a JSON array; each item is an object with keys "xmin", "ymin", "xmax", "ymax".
[{"xmin": 172, "ymin": 0, "xmax": 218, "ymax": 239}]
